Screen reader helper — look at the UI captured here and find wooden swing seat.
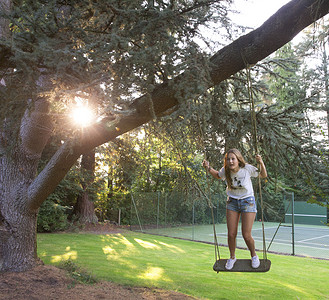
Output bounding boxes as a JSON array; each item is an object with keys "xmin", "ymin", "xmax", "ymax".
[{"xmin": 213, "ymin": 259, "xmax": 271, "ymax": 273}]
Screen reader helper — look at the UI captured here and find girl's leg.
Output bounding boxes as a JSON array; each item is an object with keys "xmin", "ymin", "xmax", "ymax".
[
  {"xmin": 226, "ymin": 209, "xmax": 240, "ymax": 258},
  {"xmin": 241, "ymin": 212, "xmax": 257, "ymax": 257}
]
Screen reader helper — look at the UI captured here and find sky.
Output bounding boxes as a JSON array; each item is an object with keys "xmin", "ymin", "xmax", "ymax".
[
  {"xmin": 197, "ymin": 0, "xmax": 297, "ymax": 50},
  {"xmin": 232, "ymin": 0, "xmax": 328, "ymax": 135},
  {"xmin": 232, "ymin": 0, "xmax": 291, "ymax": 29}
]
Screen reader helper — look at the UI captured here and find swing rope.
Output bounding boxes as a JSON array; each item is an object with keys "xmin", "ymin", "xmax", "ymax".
[
  {"xmin": 197, "ymin": 102, "xmax": 270, "ymax": 271},
  {"xmin": 196, "ymin": 114, "xmax": 221, "ymax": 262},
  {"xmin": 194, "ymin": 47, "xmax": 270, "ymax": 271},
  {"xmin": 245, "ymin": 63, "xmax": 268, "ymax": 262},
  {"xmin": 157, "ymin": 123, "xmax": 220, "ymax": 261}
]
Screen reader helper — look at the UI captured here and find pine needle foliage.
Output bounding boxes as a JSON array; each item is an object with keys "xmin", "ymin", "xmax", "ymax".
[{"xmin": 0, "ymin": 0, "xmax": 233, "ymax": 138}]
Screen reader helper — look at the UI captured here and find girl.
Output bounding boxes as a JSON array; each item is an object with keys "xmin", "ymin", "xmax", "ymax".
[{"xmin": 203, "ymin": 148, "xmax": 267, "ymax": 270}]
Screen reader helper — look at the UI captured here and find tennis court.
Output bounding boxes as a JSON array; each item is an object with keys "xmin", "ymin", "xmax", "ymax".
[
  {"xmin": 130, "ymin": 190, "xmax": 329, "ymax": 259},
  {"xmin": 140, "ymin": 222, "xmax": 329, "ymax": 260}
]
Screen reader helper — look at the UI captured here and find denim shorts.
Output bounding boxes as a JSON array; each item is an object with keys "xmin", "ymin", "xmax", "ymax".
[{"xmin": 226, "ymin": 196, "xmax": 257, "ymax": 213}]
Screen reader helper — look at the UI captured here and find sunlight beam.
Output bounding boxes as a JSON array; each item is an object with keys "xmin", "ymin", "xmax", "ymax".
[{"xmin": 71, "ymin": 105, "xmax": 95, "ymax": 127}]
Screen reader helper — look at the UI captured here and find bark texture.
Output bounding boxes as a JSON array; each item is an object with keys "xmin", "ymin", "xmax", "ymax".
[{"xmin": 0, "ymin": 99, "xmax": 52, "ymax": 271}]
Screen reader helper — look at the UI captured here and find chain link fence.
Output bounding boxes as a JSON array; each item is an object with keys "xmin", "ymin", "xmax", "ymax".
[{"xmin": 129, "ymin": 190, "xmax": 329, "ymax": 260}]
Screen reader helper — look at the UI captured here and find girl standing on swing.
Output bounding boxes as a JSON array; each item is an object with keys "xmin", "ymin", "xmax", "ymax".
[{"xmin": 203, "ymin": 148, "xmax": 267, "ymax": 270}]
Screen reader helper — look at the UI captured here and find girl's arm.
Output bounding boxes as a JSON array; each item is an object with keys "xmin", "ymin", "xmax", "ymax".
[
  {"xmin": 255, "ymin": 155, "xmax": 267, "ymax": 178},
  {"xmin": 202, "ymin": 160, "xmax": 221, "ymax": 179}
]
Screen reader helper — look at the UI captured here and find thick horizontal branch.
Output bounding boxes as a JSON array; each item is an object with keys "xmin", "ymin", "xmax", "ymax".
[
  {"xmin": 209, "ymin": 0, "xmax": 329, "ymax": 84},
  {"xmin": 27, "ymin": 0, "xmax": 329, "ymax": 209},
  {"xmin": 83, "ymin": 0, "xmax": 329, "ymax": 146},
  {"xmin": 28, "ymin": 140, "xmax": 82, "ymax": 210}
]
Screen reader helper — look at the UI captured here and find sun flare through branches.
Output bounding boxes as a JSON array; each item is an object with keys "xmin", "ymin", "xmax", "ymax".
[{"xmin": 71, "ymin": 105, "xmax": 95, "ymax": 128}]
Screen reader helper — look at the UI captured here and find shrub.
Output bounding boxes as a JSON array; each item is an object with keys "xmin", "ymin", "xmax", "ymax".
[
  {"xmin": 58, "ymin": 259, "xmax": 98, "ymax": 285},
  {"xmin": 37, "ymin": 199, "xmax": 69, "ymax": 232}
]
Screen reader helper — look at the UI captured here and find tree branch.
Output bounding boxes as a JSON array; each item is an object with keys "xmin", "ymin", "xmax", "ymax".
[
  {"xmin": 27, "ymin": 0, "xmax": 329, "ymax": 210},
  {"xmin": 27, "ymin": 140, "xmax": 81, "ymax": 210},
  {"xmin": 20, "ymin": 98, "xmax": 53, "ymax": 159}
]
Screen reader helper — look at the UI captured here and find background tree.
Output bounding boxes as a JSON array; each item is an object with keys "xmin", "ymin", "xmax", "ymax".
[
  {"xmin": 292, "ymin": 20, "xmax": 329, "ymax": 205},
  {"xmin": 72, "ymin": 150, "xmax": 98, "ymax": 224}
]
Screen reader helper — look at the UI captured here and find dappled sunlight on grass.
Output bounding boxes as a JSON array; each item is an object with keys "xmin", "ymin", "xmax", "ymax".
[
  {"xmin": 99, "ymin": 233, "xmax": 185, "ymax": 256},
  {"xmin": 100, "ymin": 234, "xmax": 140, "ymax": 271},
  {"xmin": 101, "ymin": 234, "xmax": 135, "ymax": 248},
  {"xmin": 134, "ymin": 238, "xmax": 161, "ymax": 250},
  {"xmin": 157, "ymin": 241, "xmax": 185, "ymax": 253},
  {"xmin": 101, "ymin": 245, "xmax": 123, "ymax": 262},
  {"xmin": 138, "ymin": 266, "xmax": 163, "ymax": 280},
  {"xmin": 100, "ymin": 234, "xmax": 138, "ymax": 259},
  {"xmin": 102, "ymin": 245, "xmax": 115, "ymax": 255},
  {"xmin": 279, "ymin": 282, "xmax": 313, "ymax": 297},
  {"xmin": 50, "ymin": 248, "xmax": 78, "ymax": 263},
  {"xmin": 99, "ymin": 234, "xmax": 187, "ymax": 275},
  {"xmin": 98, "ymin": 234, "xmax": 186, "ymax": 269},
  {"xmin": 137, "ymin": 265, "xmax": 173, "ymax": 283},
  {"xmin": 37, "ymin": 232, "xmax": 329, "ymax": 299},
  {"xmin": 42, "ymin": 245, "xmax": 79, "ymax": 263}
]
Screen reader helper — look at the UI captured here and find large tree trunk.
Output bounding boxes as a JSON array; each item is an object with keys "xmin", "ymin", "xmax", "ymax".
[
  {"xmin": 73, "ymin": 193, "xmax": 98, "ymax": 224},
  {"xmin": 73, "ymin": 151, "xmax": 98, "ymax": 224},
  {"xmin": 0, "ymin": 146, "xmax": 41, "ymax": 272},
  {"xmin": 0, "ymin": 99, "xmax": 51, "ymax": 272},
  {"xmin": 0, "ymin": 186, "xmax": 39, "ymax": 272}
]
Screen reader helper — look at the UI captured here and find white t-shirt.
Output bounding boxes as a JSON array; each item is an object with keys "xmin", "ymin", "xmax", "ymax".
[{"xmin": 218, "ymin": 164, "xmax": 259, "ymax": 199}]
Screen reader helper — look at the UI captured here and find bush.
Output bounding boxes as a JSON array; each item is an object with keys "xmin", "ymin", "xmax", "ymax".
[
  {"xmin": 58, "ymin": 259, "xmax": 98, "ymax": 285},
  {"xmin": 37, "ymin": 199, "xmax": 69, "ymax": 232}
]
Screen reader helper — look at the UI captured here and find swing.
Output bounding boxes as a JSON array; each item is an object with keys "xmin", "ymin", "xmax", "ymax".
[
  {"xmin": 213, "ymin": 258, "xmax": 271, "ymax": 272},
  {"xmin": 199, "ymin": 62, "xmax": 271, "ymax": 273}
]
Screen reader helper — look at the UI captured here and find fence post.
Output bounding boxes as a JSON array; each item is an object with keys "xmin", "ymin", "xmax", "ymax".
[
  {"xmin": 165, "ymin": 193, "xmax": 167, "ymax": 227},
  {"xmin": 292, "ymin": 192, "xmax": 295, "ymax": 256},
  {"xmin": 157, "ymin": 191, "xmax": 160, "ymax": 229},
  {"xmin": 131, "ymin": 192, "xmax": 143, "ymax": 232},
  {"xmin": 192, "ymin": 200, "xmax": 195, "ymax": 241}
]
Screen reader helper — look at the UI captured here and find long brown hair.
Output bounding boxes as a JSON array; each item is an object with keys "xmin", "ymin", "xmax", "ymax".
[{"xmin": 224, "ymin": 149, "xmax": 246, "ymax": 190}]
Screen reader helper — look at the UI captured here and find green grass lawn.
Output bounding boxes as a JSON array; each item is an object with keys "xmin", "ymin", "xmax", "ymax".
[{"xmin": 37, "ymin": 231, "xmax": 329, "ymax": 300}]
